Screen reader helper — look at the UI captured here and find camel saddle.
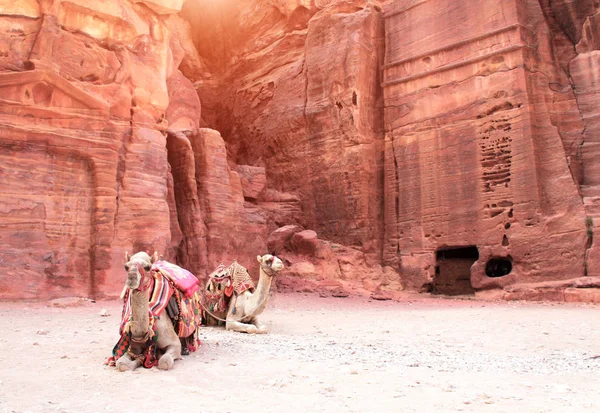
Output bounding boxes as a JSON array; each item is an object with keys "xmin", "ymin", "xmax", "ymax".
[{"xmin": 203, "ymin": 260, "xmax": 254, "ymax": 317}]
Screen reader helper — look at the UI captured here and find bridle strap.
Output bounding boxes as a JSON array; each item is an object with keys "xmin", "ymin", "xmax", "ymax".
[
  {"xmin": 135, "ymin": 263, "xmax": 153, "ymax": 292},
  {"xmin": 261, "ymin": 265, "xmax": 277, "ymax": 277}
]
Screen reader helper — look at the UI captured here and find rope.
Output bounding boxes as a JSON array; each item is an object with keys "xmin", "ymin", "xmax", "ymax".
[
  {"xmin": 199, "ymin": 299, "xmax": 229, "ymax": 323},
  {"xmin": 199, "ymin": 291, "xmax": 273, "ymax": 324}
]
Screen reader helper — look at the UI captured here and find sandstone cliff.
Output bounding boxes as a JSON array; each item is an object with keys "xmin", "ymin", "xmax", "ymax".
[{"xmin": 1, "ymin": 0, "xmax": 599, "ymax": 301}]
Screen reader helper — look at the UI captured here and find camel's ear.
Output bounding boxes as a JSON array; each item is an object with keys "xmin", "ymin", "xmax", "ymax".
[
  {"xmin": 151, "ymin": 251, "xmax": 158, "ymax": 263},
  {"xmin": 257, "ymin": 255, "xmax": 262, "ymax": 263},
  {"xmin": 125, "ymin": 251, "xmax": 130, "ymax": 262}
]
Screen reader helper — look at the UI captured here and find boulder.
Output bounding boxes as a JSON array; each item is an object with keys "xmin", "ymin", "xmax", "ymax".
[
  {"xmin": 291, "ymin": 230, "xmax": 319, "ymax": 256},
  {"xmin": 267, "ymin": 225, "xmax": 304, "ymax": 255}
]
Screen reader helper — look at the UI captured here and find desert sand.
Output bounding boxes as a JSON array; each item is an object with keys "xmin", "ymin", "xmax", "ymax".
[{"xmin": 1, "ymin": 293, "xmax": 599, "ymax": 413}]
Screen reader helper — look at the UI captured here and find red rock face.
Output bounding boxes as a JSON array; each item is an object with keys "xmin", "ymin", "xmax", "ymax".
[
  {"xmin": 382, "ymin": 0, "xmax": 593, "ymax": 291},
  {"xmin": 541, "ymin": 0, "xmax": 600, "ymax": 278},
  {"xmin": 1, "ymin": 0, "xmax": 600, "ymax": 301},
  {"xmin": 0, "ymin": 1, "xmax": 169, "ymax": 299},
  {"xmin": 0, "ymin": 0, "xmax": 203, "ymax": 299},
  {"xmin": 186, "ymin": 0, "xmax": 386, "ymax": 259}
]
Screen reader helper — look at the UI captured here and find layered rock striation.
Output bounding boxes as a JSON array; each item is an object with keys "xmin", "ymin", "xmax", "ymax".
[
  {"xmin": 383, "ymin": 0, "xmax": 587, "ymax": 290},
  {"xmin": 0, "ymin": 0, "xmax": 268, "ymax": 299},
  {"xmin": 1, "ymin": 0, "xmax": 599, "ymax": 301}
]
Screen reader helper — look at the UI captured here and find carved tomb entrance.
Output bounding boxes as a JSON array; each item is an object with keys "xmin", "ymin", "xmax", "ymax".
[{"xmin": 433, "ymin": 246, "xmax": 479, "ymax": 295}]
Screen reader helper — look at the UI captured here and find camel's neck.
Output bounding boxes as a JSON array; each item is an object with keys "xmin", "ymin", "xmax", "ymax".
[
  {"xmin": 246, "ymin": 267, "xmax": 273, "ymax": 316},
  {"xmin": 129, "ymin": 289, "xmax": 149, "ymax": 338}
]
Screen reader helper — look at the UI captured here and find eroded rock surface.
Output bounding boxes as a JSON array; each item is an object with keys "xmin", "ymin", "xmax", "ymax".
[
  {"xmin": 186, "ymin": 0, "xmax": 386, "ymax": 259},
  {"xmin": 1, "ymin": 0, "xmax": 600, "ymax": 301},
  {"xmin": 382, "ymin": 0, "xmax": 597, "ymax": 294}
]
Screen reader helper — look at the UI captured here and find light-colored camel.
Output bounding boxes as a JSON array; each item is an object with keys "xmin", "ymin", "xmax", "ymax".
[
  {"xmin": 116, "ymin": 251, "xmax": 188, "ymax": 372},
  {"xmin": 225, "ymin": 254, "xmax": 284, "ymax": 334}
]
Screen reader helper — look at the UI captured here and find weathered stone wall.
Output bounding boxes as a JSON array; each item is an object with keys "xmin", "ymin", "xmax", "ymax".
[
  {"xmin": 1, "ymin": 0, "xmax": 600, "ymax": 300},
  {"xmin": 0, "ymin": 0, "xmax": 181, "ymax": 299},
  {"xmin": 0, "ymin": 0, "xmax": 262, "ymax": 299},
  {"xmin": 382, "ymin": 0, "xmax": 594, "ymax": 291},
  {"xmin": 537, "ymin": 0, "xmax": 600, "ymax": 277},
  {"xmin": 185, "ymin": 0, "xmax": 387, "ymax": 260}
]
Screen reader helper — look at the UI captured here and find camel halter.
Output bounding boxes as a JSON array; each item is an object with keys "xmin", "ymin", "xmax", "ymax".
[
  {"xmin": 135, "ymin": 264, "xmax": 153, "ymax": 293},
  {"xmin": 119, "ymin": 263, "xmax": 153, "ymax": 299},
  {"xmin": 261, "ymin": 265, "xmax": 279, "ymax": 277}
]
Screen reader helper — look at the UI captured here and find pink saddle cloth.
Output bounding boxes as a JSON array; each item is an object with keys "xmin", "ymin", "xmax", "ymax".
[{"xmin": 151, "ymin": 260, "xmax": 200, "ymax": 297}]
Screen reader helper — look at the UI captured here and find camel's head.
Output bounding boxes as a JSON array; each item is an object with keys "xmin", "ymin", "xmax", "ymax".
[
  {"xmin": 257, "ymin": 254, "xmax": 284, "ymax": 276},
  {"xmin": 123, "ymin": 251, "xmax": 157, "ymax": 290}
]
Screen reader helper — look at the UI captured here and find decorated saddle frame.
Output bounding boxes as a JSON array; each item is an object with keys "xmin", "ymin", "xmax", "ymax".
[{"xmin": 202, "ymin": 260, "xmax": 254, "ymax": 325}]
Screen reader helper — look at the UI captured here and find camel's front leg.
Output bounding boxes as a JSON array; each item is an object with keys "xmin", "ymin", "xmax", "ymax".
[
  {"xmin": 155, "ymin": 316, "xmax": 182, "ymax": 370},
  {"xmin": 249, "ymin": 317, "xmax": 268, "ymax": 334},
  {"xmin": 157, "ymin": 342, "xmax": 181, "ymax": 370},
  {"xmin": 116, "ymin": 354, "xmax": 142, "ymax": 372},
  {"xmin": 226, "ymin": 319, "xmax": 258, "ymax": 334},
  {"xmin": 226, "ymin": 299, "xmax": 258, "ymax": 334}
]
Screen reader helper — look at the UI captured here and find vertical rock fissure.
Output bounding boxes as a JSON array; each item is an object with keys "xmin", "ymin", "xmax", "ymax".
[
  {"xmin": 565, "ymin": 63, "xmax": 593, "ymax": 276},
  {"xmin": 112, "ymin": 107, "xmax": 133, "ymax": 242},
  {"xmin": 165, "ymin": 130, "xmax": 207, "ymax": 276},
  {"xmin": 565, "ymin": 62, "xmax": 589, "ymax": 186},
  {"xmin": 392, "ymin": 140, "xmax": 401, "ymax": 258},
  {"xmin": 552, "ymin": 17, "xmax": 595, "ymax": 275},
  {"xmin": 374, "ymin": 7, "xmax": 387, "ymax": 263},
  {"xmin": 165, "ymin": 137, "xmax": 186, "ymax": 263}
]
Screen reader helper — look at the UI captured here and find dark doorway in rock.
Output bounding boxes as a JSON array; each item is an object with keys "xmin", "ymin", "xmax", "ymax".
[
  {"xmin": 485, "ymin": 257, "xmax": 512, "ymax": 278},
  {"xmin": 433, "ymin": 246, "xmax": 479, "ymax": 295}
]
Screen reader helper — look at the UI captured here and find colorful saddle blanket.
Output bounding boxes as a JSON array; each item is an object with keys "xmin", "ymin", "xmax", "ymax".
[
  {"xmin": 106, "ymin": 262, "xmax": 202, "ymax": 368},
  {"xmin": 152, "ymin": 260, "xmax": 200, "ymax": 297}
]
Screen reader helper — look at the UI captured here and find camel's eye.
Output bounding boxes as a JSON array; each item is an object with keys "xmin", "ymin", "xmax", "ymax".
[
  {"xmin": 124, "ymin": 264, "xmax": 130, "ymax": 271},
  {"xmin": 143, "ymin": 263, "xmax": 151, "ymax": 271},
  {"xmin": 266, "ymin": 257, "xmax": 273, "ymax": 263}
]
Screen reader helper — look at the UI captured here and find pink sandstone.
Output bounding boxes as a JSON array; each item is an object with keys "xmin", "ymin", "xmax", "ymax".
[{"xmin": 1, "ymin": 0, "xmax": 600, "ymax": 303}]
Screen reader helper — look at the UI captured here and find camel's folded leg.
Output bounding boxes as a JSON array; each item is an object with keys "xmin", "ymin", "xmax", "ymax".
[
  {"xmin": 156, "ymin": 316, "xmax": 182, "ymax": 370},
  {"xmin": 226, "ymin": 319, "xmax": 258, "ymax": 334},
  {"xmin": 249, "ymin": 317, "xmax": 268, "ymax": 334},
  {"xmin": 116, "ymin": 355, "xmax": 142, "ymax": 372},
  {"xmin": 157, "ymin": 342, "xmax": 181, "ymax": 370}
]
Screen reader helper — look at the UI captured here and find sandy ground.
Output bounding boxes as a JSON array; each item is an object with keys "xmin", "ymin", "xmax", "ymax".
[{"xmin": 0, "ymin": 293, "xmax": 599, "ymax": 413}]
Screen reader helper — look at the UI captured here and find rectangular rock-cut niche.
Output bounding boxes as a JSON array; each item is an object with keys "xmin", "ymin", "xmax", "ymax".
[
  {"xmin": 433, "ymin": 246, "xmax": 479, "ymax": 296},
  {"xmin": 0, "ymin": 143, "xmax": 93, "ymax": 299}
]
